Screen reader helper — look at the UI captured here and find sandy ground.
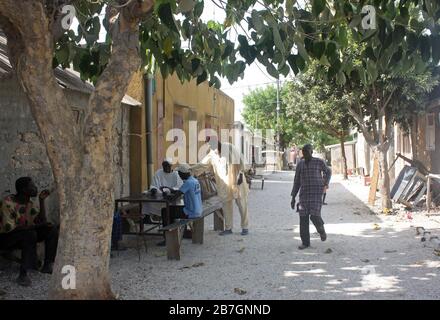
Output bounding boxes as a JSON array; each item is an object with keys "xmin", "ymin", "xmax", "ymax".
[{"xmin": 1, "ymin": 170, "xmax": 439, "ymax": 299}]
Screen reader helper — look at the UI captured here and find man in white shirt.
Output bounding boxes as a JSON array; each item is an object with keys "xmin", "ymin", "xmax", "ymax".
[
  {"xmin": 152, "ymin": 158, "xmax": 183, "ymax": 190},
  {"xmin": 142, "ymin": 159, "xmax": 183, "ymax": 246}
]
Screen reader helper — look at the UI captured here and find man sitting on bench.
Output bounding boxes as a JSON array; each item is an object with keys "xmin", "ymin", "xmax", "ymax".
[
  {"xmin": 0, "ymin": 177, "xmax": 58, "ymax": 287},
  {"xmin": 160, "ymin": 163, "xmax": 202, "ymax": 243},
  {"xmin": 143, "ymin": 158, "xmax": 183, "ymax": 224}
]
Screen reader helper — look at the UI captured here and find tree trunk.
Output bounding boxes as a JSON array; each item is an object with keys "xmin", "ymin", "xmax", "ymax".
[
  {"xmin": 375, "ymin": 145, "xmax": 392, "ymax": 210},
  {"xmin": 339, "ymin": 136, "xmax": 348, "ymax": 180},
  {"xmin": 0, "ymin": 0, "xmax": 152, "ymax": 299}
]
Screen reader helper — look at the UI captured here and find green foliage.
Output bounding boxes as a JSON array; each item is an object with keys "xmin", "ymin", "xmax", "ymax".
[
  {"xmin": 52, "ymin": 0, "xmax": 440, "ymax": 90},
  {"xmin": 241, "ymin": 84, "xmax": 338, "ymax": 151},
  {"xmin": 283, "ymin": 62, "xmax": 357, "ymax": 144}
]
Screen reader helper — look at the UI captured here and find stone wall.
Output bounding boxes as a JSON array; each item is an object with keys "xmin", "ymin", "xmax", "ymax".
[{"xmin": 0, "ymin": 75, "xmax": 131, "ymax": 222}]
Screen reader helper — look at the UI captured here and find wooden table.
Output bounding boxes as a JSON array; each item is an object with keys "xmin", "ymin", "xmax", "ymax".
[
  {"xmin": 114, "ymin": 193, "xmax": 183, "ymax": 259},
  {"xmin": 115, "ymin": 193, "xmax": 184, "ymax": 234}
]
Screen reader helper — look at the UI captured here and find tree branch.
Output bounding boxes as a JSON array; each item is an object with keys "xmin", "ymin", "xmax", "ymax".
[
  {"xmin": 369, "ymin": 87, "xmax": 379, "ymax": 142},
  {"xmin": 0, "ymin": 1, "xmax": 84, "ymax": 224},
  {"xmin": 49, "ymin": 0, "xmax": 78, "ymax": 42},
  {"xmin": 347, "ymin": 103, "xmax": 376, "ymax": 146},
  {"xmin": 82, "ymin": 1, "xmax": 153, "ymax": 137},
  {"xmin": 382, "ymin": 87, "xmax": 396, "ymax": 111},
  {"xmin": 0, "ymin": 0, "xmax": 82, "ymax": 170}
]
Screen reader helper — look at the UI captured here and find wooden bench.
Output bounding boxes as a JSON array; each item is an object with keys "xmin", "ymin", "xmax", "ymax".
[
  {"xmin": 158, "ymin": 171, "xmax": 225, "ymax": 260},
  {"xmin": 245, "ymin": 169, "xmax": 265, "ymax": 190}
]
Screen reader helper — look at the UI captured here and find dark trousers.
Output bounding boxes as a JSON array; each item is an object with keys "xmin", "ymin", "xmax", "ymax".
[
  {"xmin": 161, "ymin": 206, "xmax": 187, "ymax": 226},
  {"xmin": 111, "ymin": 211, "xmax": 123, "ymax": 248},
  {"xmin": 0, "ymin": 224, "xmax": 59, "ymax": 274},
  {"xmin": 299, "ymin": 215, "xmax": 325, "ymax": 246}
]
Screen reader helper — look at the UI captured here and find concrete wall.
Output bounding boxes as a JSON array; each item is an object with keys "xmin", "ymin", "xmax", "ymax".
[
  {"xmin": 231, "ymin": 122, "xmax": 255, "ymax": 168},
  {"xmin": 0, "ymin": 76, "xmax": 58, "ymax": 221},
  {"xmin": 0, "ymin": 75, "xmax": 131, "ymax": 222},
  {"xmin": 355, "ymin": 134, "xmax": 372, "ymax": 176},
  {"xmin": 328, "ymin": 143, "xmax": 356, "ymax": 175}
]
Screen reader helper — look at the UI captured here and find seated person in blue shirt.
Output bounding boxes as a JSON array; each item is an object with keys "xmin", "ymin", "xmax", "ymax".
[{"xmin": 160, "ymin": 163, "xmax": 203, "ymax": 240}]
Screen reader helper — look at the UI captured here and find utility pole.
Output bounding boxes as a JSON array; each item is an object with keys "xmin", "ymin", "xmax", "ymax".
[
  {"xmin": 276, "ymin": 78, "xmax": 281, "ymax": 171},
  {"xmin": 276, "ymin": 78, "xmax": 280, "ymax": 151}
]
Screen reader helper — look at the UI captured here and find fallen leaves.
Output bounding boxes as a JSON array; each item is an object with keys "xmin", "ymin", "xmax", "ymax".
[
  {"xmin": 234, "ymin": 288, "xmax": 247, "ymax": 295},
  {"xmin": 373, "ymin": 223, "xmax": 381, "ymax": 231},
  {"xmin": 179, "ymin": 262, "xmax": 205, "ymax": 270},
  {"xmin": 416, "ymin": 226, "xmax": 425, "ymax": 236},
  {"xmin": 154, "ymin": 252, "xmax": 166, "ymax": 257},
  {"xmin": 237, "ymin": 247, "xmax": 245, "ymax": 254},
  {"xmin": 192, "ymin": 262, "xmax": 205, "ymax": 267}
]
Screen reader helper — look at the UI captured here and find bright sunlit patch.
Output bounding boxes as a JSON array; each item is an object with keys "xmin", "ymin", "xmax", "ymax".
[
  {"xmin": 290, "ymin": 261, "xmax": 327, "ymax": 265},
  {"xmin": 284, "ymin": 271, "xmax": 300, "ymax": 277},
  {"xmin": 284, "ymin": 268, "xmax": 327, "ymax": 278}
]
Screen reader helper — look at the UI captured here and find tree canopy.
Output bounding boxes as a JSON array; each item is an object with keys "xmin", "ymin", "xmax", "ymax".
[
  {"xmin": 242, "ymin": 84, "xmax": 339, "ymax": 151},
  {"xmin": 55, "ymin": 0, "xmax": 440, "ymax": 87}
]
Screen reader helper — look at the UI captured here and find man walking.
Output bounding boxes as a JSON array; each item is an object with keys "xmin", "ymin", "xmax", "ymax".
[{"xmin": 291, "ymin": 144, "xmax": 331, "ymax": 250}]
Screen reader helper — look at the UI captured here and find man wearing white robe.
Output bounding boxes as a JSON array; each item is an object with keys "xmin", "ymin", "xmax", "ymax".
[{"xmin": 192, "ymin": 141, "xmax": 249, "ymax": 235}]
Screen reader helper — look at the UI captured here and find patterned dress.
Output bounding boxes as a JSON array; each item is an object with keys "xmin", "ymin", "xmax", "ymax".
[
  {"xmin": 0, "ymin": 195, "xmax": 41, "ymax": 233},
  {"xmin": 291, "ymin": 158, "xmax": 332, "ymax": 216}
]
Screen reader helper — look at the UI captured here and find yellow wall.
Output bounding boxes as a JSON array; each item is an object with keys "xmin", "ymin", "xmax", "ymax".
[
  {"xmin": 126, "ymin": 71, "xmax": 147, "ymax": 194},
  {"xmin": 127, "ymin": 72, "xmax": 235, "ymax": 193}
]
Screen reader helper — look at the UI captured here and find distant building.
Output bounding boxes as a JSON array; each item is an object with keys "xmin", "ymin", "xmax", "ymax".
[
  {"xmin": 327, "ymin": 87, "xmax": 440, "ymax": 181},
  {"xmin": 325, "ymin": 140, "xmax": 357, "ymax": 175},
  {"xmin": 231, "ymin": 121, "xmax": 265, "ymax": 170},
  {"xmin": 125, "ymin": 72, "xmax": 235, "ymax": 193}
]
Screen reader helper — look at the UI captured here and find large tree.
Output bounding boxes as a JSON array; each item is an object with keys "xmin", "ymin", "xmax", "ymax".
[
  {"xmin": 334, "ymin": 39, "xmax": 440, "ymax": 209},
  {"xmin": 242, "ymin": 85, "xmax": 299, "ymax": 149},
  {"xmin": 242, "ymin": 84, "xmax": 339, "ymax": 151},
  {"xmin": 1, "ymin": 0, "xmax": 439, "ymax": 298},
  {"xmin": 0, "ymin": 0, "xmax": 156, "ymax": 299}
]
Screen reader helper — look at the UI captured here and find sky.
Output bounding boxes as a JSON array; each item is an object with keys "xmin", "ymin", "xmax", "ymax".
[{"xmin": 70, "ymin": 1, "xmax": 283, "ymax": 123}]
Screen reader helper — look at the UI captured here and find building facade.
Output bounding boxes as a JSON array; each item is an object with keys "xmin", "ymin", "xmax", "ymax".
[{"xmin": 126, "ymin": 72, "xmax": 235, "ymax": 193}]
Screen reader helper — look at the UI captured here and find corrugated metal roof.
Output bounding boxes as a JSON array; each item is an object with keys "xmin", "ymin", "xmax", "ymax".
[{"xmin": 0, "ymin": 32, "xmax": 141, "ymax": 106}]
